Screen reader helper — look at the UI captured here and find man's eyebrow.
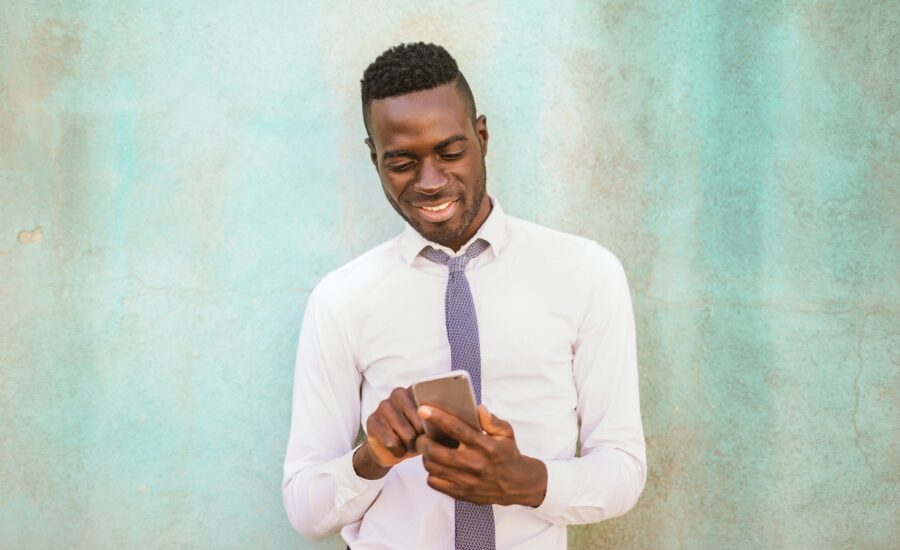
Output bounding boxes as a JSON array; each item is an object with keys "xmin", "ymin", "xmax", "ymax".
[{"xmin": 434, "ymin": 135, "xmax": 467, "ymax": 150}]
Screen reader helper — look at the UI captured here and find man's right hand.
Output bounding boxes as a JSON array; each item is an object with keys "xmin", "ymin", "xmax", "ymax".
[{"xmin": 353, "ymin": 386, "xmax": 425, "ymax": 480}]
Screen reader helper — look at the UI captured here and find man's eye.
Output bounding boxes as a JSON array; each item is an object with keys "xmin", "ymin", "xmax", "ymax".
[
  {"xmin": 387, "ymin": 162, "xmax": 415, "ymax": 172},
  {"xmin": 440, "ymin": 151, "xmax": 465, "ymax": 161}
]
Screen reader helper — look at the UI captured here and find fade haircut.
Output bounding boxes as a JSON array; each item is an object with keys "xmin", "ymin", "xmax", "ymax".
[{"xmin": 361, "ymin": 42, "xmax": 477, "ymax": 134}]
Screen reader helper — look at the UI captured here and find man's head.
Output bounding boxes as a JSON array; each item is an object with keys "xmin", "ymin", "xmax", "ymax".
[{"xmin": 361, "ymin": 42, "xmax": 491, "ymax": 251}]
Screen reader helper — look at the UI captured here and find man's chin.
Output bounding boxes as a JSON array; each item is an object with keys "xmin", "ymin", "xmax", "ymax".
[{"xmin": 412, "ymin": 223, "xmax": 464, "ymax": 247}]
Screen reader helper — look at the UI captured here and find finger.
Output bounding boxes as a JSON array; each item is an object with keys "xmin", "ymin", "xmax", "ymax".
[
  {"xmin": 397, "ymin": 387, "xmax": 425, "ymax": 434},
  {"xmin": 418, "ymin": 405, "xmax": 484, "ymax": 449},
  {"xmin": 365, "ymin": 437, "xmax": 401, "ymax": 468},
  {"xmin": 417, "ymin": 435, "xmax": 484, "ymax": 475},
  {"xmin": 416, "ymin": 434, "xmax": 460, "ymax": 463},
  {"xmin": 477, "ymin": 405, "xmax": 515, "ymax": 439},
  {"xmin": 426, "ymin": 475, "xmax": 490, "ymax": 504},
  {"xmin": 426, "ymin": 474, "xmax": 464, "ymax": 500},
  {"xmin": 367, "ymin": 415, "xmax": 406, "ymax": 459},
  {"xmin": 379, "ymin": 400, "xmax": 420, "ymax": 452},
  {"xmin": 422, "ymin": 456, "xmax": 481, "ymax": 487}
]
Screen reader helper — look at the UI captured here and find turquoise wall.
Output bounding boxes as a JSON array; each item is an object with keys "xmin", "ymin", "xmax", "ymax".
[{"xmin": 1, "ymin": 1, "xmax": 897, "ymax": 548}]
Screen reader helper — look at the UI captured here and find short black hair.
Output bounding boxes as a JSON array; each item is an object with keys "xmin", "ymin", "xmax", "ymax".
[{"xmin": 361, "ymin": 42, "xmax": 477, "ymax": 134}]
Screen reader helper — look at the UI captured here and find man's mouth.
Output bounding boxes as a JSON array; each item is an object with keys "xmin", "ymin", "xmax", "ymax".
[{"xmin": 413, "ymin": 199, "xmax": 459, "ymax": 223}]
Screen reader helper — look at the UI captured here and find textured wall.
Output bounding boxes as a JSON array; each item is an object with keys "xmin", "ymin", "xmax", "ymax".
[{"xmin": 1, "ymin": 1, "xmax": 898, "ymax": 548}]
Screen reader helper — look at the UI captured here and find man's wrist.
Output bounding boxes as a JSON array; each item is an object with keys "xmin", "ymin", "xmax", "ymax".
[
  {"xmin": 352, "ymin": 441, "xmax": 391, "ymax": 480},
  {"xmin": 518, "ymin": 456, "xmax": 549, "ymax": 508}
]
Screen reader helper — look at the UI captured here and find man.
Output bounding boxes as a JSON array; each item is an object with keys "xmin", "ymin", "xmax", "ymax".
[{"xmin": 283, "ymin": 42, "xmax": 646, "ymax": 549}]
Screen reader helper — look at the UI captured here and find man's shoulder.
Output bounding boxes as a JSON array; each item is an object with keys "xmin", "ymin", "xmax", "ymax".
[
  {"xmin": 311, "ymin": 233, "xmax": 404, "ymax": 303},
  {"xmin": 506, "ymin": 215, "xmax": 624, "ymax": 275}
]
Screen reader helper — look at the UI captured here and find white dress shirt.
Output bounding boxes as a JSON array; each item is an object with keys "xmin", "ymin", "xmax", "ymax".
[{"xmin": 283, "ymin": 197, "xmax": 646, "ymax": 549}]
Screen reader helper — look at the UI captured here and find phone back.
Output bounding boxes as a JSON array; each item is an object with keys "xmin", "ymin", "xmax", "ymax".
[{"xmin": 411, "ymin": 371, "xmax": 480, "ymax": 447}]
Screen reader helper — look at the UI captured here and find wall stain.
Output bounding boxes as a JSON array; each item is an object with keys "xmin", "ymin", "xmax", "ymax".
[
  {"xmin": 5, "ymin": 17, "xmax": 84, "ymax": 107},
  {"xmin": 17, "ymin": 226, "xmax": 43, "ymax": 245}
]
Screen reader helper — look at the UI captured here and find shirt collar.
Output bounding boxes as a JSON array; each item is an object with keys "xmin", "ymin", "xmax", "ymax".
[{"xmin": 399, "ymin": 194, "xmax": 509, "ymax": 267}]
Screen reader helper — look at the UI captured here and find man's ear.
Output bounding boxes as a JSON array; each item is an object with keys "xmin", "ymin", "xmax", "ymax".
[
  {"xmin": 365, "ymin": 137, "xmax": 378, "ymax": 168},
  {"xmin": 474, "ymin": 115, "xmax": 489, "ymax": 157}
]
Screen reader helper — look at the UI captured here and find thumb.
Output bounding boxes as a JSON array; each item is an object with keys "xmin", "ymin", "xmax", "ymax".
[{"xmin": 478, "ymin": 405, "xmax": 515, "ymax": 438}]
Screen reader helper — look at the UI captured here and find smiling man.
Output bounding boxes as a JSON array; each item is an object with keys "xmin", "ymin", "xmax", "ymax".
[{"xmin": 282, "ymin": 43, "xmax": 646, "ymax": 549}]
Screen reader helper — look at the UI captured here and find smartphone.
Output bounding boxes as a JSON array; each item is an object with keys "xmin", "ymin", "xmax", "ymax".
[{"xmin": 411, "ymin": 370, "xmax": 480, "ymax": 449}]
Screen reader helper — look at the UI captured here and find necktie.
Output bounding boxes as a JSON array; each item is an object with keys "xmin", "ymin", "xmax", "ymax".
[{"xmin": 421, "ymin": 238, "xmax": 496, "ymax": 550}]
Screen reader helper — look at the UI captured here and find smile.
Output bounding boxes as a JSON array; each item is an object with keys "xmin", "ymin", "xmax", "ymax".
[{"xmin": 414, "ymin": 199, "xmax": 459, "ymax": 223}]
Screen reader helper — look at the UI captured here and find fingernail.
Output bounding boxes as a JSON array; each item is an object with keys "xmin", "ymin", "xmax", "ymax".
[{"xmin": 418, "ymin": 406, "xmax": 432, "ymax": 418}]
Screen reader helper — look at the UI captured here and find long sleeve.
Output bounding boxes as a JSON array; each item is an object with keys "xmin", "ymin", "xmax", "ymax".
[
  {"xmin": 533, "ymin": 245, "xmax": 647, "ymax": 525},
  {"xmin": 282, "ymin": 275, "xmax": 384, "ymax": 539}
]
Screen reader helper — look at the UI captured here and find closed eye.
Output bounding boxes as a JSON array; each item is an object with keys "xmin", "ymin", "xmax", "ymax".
[
  {"xmin": 387, "ymin": 162, "xmax": 416, "ymax": 172},
  {"xmin": 440, "ymin": 150, "xmax": 465, "ymax": 161}
]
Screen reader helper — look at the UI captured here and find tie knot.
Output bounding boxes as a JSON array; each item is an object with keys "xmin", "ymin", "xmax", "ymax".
[{"xmin": 421, "ymin": 239, "xmax": 490, "ymax": 273}]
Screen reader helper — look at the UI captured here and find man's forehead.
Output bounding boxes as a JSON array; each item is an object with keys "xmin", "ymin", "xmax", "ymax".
[{"xmin": 369, "ymin": 84, "xmax": 469, "ymax": 141}]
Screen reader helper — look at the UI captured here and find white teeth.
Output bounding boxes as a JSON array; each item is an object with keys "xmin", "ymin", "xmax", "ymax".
[{"xmin": 422, "ymin": 202, "xmax": 452, "ymax": 212}]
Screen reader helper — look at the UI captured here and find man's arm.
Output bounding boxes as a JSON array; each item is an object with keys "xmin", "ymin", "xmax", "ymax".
[
  {"xmin": 282, "ymin": 276, "xmax": 384, "ymax": 539},
  {"xmin": 532, "ymin": 244, "xmax": 647, "ymax": 524},
  {"xmin": 415, "ymin": 244, "xmax": 645, "ymax": 521}
]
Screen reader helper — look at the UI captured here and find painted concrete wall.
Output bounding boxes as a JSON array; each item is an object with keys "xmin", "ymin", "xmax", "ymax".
[{"xmin": 1, "ymin": 1, "xmax": 897, "ymax": 548}]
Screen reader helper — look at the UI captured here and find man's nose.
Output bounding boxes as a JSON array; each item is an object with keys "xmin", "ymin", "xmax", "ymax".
[{"xmin": 415, "ymin": 160, "xmax": 448, "ymax": 193}]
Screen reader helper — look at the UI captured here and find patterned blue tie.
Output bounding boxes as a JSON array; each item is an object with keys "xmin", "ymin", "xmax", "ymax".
[{"xmin": 421, "ymin": 238, "xmax": 496, "ymax": 550}]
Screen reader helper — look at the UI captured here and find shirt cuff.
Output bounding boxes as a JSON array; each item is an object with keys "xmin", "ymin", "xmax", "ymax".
[
  {"xmin": 327, "ymin": 444, "xmax": 386, "ymax": 508},
  {"xmin": 533, "ymin": 459, "xmax": 575, "ymax": 521}
]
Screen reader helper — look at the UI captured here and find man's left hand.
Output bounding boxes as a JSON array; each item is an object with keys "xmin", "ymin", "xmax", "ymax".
[{"xmin": 415, "ymin": 404, "xmax": 548, "ymax": 507}]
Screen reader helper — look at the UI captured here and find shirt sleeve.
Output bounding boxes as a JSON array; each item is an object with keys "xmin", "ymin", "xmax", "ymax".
[
  {"xmin": 533, "ymin": 245, "xmax": 647, "ymax": 525},
  {"xmin": 282, "ymin": 275, "xmax": 384, "ymax": 539}
]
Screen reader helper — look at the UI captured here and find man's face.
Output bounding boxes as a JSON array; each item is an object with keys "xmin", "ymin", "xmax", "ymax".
[{"xmin": 366, "ymin": 83, "xmax": 491, "ymax": 251}]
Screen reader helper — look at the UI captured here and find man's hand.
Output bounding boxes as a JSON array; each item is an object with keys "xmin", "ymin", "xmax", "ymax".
[
  {"xmin": 353, "ymin": 386, "xmax": 425, "ymax": 480},
  {"xmin": 415, "ymin": 404, "xmax": 548, "ymax": 507}
]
